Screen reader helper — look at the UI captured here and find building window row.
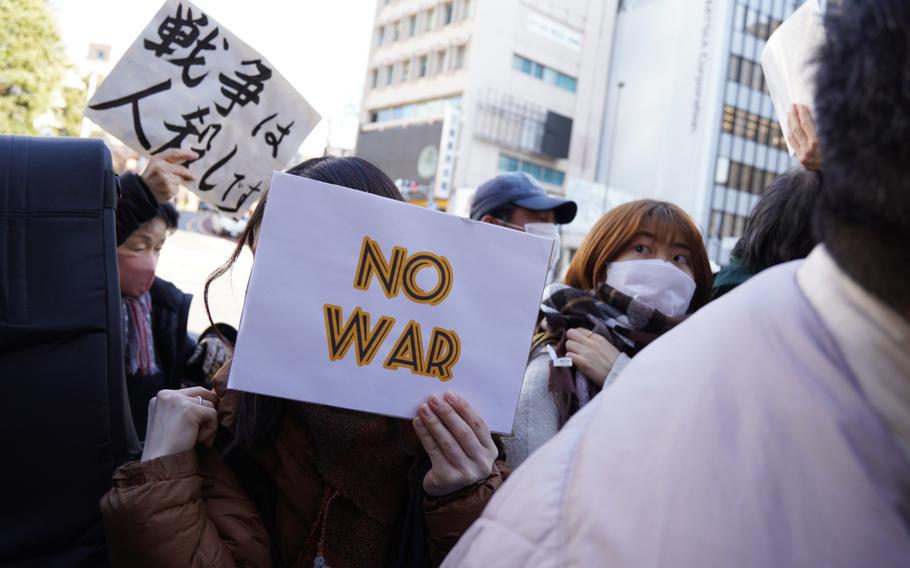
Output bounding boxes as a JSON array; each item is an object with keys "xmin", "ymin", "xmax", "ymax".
[
  {"xmin": 375, "ymin": 0, "xmax": 473, "ymax": 47},
  {"xmin": 368, "ymin": 95, "xmax": 462, "ymax": 124},
  {"xmin": 727, "ymin": 54, "xmax": 767, "ymax": 93},
  {"xmin": 738, "ymin": 4, "xmax": 782, "ymax": 42},
  {"xmin": 721, "ymin": 104, "xmax": 787, "ymax": 153},
  {"xmin": 370, "ymin": 44, "xmax": 468, "ymax": 90},
  {"xmin": 512, "ymin": 54, "xmax": 577, "ymax": 93},
  {"xmin": 498, "ymin": 153, "xmax": 565, "ymax": 186},
  {"xmin": 709, "ymin": 210, "xmax": 749, "ymax": 240},
  {"xmin": 718, "ymin": 157, "xmax": 779, "ymax": 195}
]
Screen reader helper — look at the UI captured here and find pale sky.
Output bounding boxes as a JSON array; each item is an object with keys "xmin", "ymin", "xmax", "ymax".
[{"xmin": 48, "ymin": 0, "xmax": 377, "ymax": 152}]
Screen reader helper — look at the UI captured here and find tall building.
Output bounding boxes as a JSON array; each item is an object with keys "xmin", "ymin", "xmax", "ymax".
[
  {"xmin": 356, "ymin": 0, "xmax": 618, "ymax": 208},
  {"xmin": 596, "ymin": 0, "xmax": 802, "ymax": 263}
]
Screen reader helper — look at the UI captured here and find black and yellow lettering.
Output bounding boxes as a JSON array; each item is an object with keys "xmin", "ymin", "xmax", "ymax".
[
  {"xmin": 401, "ymin": 253, "xmax": 453, "ymax": 306},
  {"xmin": 383, "ymin": 320, "xmax": 425, "ymax": 374},
  {"xmin": 424, "ymin": 327, "xmax": 461, "ymax": 381},
  {"xmin": 323, "ymin": 304, "xmax": 395, "ymax": 366},
  {"xmin": 353, "ymin": 236, "xmax": 407, "ymax": 298}
]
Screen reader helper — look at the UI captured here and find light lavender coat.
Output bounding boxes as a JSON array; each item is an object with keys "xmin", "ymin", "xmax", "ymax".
[{"xmin": 444, "ymin": 261, "xmax": 910, "ymax": 567}]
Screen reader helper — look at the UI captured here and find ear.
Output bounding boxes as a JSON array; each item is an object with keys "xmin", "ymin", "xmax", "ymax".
[{"xmin": 480, "ymin": 214, "xmax": 499, "ymax": 225}]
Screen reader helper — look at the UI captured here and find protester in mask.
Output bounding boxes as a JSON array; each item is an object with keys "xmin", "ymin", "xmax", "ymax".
[
  {"xmin": 504, "ymin": 199, "xmax": 712, "ymax": 468},
  {"xmin": 117, "ymin": 203, "xmax": 227, "ymax": 438},
  {"xmin": 443, "ymin": 1, "xmax": 910, "ymax": 564},
  {"xmin": 712, "ymin": 168, "xmax": 821, "ymax": 300},
  {"xmin": 101, "ymin": 156, "xmax": 508, "ymax": 567},
  {"xmin": 470, "ymin": 172, "xmax": 577, "ymax": 273}
]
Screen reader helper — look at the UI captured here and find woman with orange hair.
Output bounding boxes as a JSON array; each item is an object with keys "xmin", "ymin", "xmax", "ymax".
[{"xmin": 504, "ymin": 199, "xmax": 712, "ymax": 468}]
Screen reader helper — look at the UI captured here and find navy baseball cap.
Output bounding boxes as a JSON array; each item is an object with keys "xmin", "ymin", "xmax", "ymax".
[{"xmin": 470, "ymin": 172, "xmax": 577, "ymax": 224}]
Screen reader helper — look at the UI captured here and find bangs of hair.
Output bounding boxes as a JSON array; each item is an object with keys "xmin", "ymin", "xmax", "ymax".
[{"xmin": 628, "ymin": 202, "xmax": 704, "ymax": 255}]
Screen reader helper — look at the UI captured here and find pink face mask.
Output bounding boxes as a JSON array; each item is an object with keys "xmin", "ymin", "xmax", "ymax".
[{"xmin": 118, "ymin": 253, "xmax": 157, "ymax": 298}]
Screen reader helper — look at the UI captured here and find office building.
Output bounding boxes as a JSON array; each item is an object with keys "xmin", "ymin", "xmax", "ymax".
[
  {"xmin": 356, "ymin": 0, "xmax": 619, "ymax": 207},
  {"xmin": 596, "ymin": 0, "xmax": 802, "ymax": 263}
]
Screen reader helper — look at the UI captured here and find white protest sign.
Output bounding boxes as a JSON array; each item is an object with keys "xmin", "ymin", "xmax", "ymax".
[
  {"xmin": 229, "ymin": 172, "xmax": 553, "ymax": 433},
  {"xmin": 84, "ymin": 0, "xmax": 320, "ymax": 215},
  {"xmin": 761, "ymin": 0, "xmax": 825, "ymax": 155}
]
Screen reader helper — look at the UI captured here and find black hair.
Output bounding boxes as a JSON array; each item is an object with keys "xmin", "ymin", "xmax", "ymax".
[
  {"xmin": 485, "ymin": 203, "xmax": 516, "ymax": 223},
  {"xmin": 203, "ymin": 156, "xmax": 403, "ymax": 454},
  {"xmin": 732, "ymin": 169, "xmax": 821, "ymax": 274},
  {"xmin": 157, "ymin": 201, "xmax": 179, "ymax": 230},
  {"xmin": 813, "ymin": 0, "xmax": 910, "ymax": 311}
]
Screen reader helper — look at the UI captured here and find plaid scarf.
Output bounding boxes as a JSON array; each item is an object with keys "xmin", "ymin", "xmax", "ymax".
[
  {"xmin": 539, "ymin": 282, "xmax": 687, "ymax": 425},
  {"xmin": 121, "ymin": 292, "xmax": 158, "ymax": 376}
]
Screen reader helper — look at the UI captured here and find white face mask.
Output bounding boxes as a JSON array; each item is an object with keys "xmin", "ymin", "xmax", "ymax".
[
  {"xmin": 524, "ymin": 222, "xmax": 561, "ymax": 272},
  {"xmin": 605, "ymin": 259, "xmax": 696, "ymax": 316}
]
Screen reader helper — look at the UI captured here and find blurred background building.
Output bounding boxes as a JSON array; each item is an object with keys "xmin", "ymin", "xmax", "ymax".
[
  {"xmin": 356, "ymin": 0, "xmax": 618, "ymax": 211},
  {"xmin": 596, "ymin": 0, "xmax": 801, "ymax": 264},
  {"xmin": 358, "ymin": 0, "xmax": 809, "ymax": 266}
]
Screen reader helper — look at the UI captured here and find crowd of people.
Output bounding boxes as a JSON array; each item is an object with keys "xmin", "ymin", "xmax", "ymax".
[{"xmin": 12, "ymin": 0, "xmax": 909, "ymax": 566}]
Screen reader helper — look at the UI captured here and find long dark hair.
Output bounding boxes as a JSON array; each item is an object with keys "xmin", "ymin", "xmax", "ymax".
[
  {"xmin": 732, "ymin": 168, "xmax": 821, "ymax": 274},
  {"xmin": 204, "ymin": 156, "xmax": 403, "ymax": 454}
]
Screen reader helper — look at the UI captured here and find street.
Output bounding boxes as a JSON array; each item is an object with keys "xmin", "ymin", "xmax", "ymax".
[{"xmin": 157, "ymin": 211, "xmax": 252, "ymax": 336}]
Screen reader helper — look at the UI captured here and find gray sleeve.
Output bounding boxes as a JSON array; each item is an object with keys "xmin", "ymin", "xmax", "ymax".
[
  {"xmin": 503, "ymin": 351, "xmax": 561, "ymax": 470},
  {"xmin": 602, "ymin": 352, "xmax": 632, "ymax": 389}
]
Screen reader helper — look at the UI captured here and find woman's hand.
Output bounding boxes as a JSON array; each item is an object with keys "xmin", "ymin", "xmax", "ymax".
[
  {"xmin": 565, "ymin": 328, "xmax": 620, "ymax": 387},
  {"xmin": 140, "ymin": 386, "xmax": 219, "ymax": 463},
  {"xmin": 413, "ymin": 392, "xmax": 498, "ymax": 497},
  {"xmin": 140, "ymin": 148, "xmax": 198, "ymax": 203},
  {"xmin": 787, "ymin": 104, "xmax": 822, "ymax": 171}
]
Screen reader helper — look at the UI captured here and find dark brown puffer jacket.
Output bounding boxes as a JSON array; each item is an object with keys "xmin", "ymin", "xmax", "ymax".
[{"xmin": 100, "ymin": 365, "xmax": 507, "ymax": 567}]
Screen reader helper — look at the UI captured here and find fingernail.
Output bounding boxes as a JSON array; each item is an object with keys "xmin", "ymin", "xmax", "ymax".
[
  {"xmin": 445, "ymin": 391, "xmax": 459, "ymax": 403},
  {"xmin": 420, "ymin": 404, "xmax": 432, "ymax": 416},
  {"xmin": 413, "ymin": 417, "xmax": 422, "ymax": 427},
  {"xmin": 429, "ymin": 394, "xmax": 442, "ymax": 408}
]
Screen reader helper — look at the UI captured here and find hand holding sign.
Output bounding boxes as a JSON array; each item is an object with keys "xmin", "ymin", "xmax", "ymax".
[
  {"xmin": 230, "ymin": 172, "xmax": 553, "ymax": 433},
  {"xmin": 141, "ymin": 148, "xmax": 198, "ymax": 203},
  {"xmin": 786, "ymin": 104, "xmax": 822, "ymax": 171},
  {"xmin": 85, "ymin": 0, "xmax": 320, "ymax": 216},
  {"xmin": 414, "ymin": 391, "xmax": 498, "ymax": 497}
]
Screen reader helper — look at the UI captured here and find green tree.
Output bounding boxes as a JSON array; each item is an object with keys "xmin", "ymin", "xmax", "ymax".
[
  {"xmin": 58, "ymin": 81, "xmax": 86, "ymax": 136},
  {"xmin": 0, "ymin": 0, "xmax": 65, "ymax": 134}
]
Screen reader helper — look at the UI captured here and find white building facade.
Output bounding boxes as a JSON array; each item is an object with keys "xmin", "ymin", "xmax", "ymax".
[
  {"xmin": 357, "ymin": 0, "xmax": 619, "ymax": 207},
  {"xmin": 596, "ymin": 0, "xmax": 802, "ymax": 263}
]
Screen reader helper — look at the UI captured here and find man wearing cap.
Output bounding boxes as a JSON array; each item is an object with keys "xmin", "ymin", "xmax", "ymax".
[{"xmin": 470, "ymin": 172, "xmax": 577, "ymax": 229}]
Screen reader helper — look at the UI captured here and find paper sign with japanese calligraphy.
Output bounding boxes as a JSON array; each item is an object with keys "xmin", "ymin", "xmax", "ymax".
[
  {"xmin": 85, "ymin": 0, "xmax": 320, "ymax": 215},
  {"xmin": 228, "ymin": 173, "xmax": 554, "ymax": 433}
]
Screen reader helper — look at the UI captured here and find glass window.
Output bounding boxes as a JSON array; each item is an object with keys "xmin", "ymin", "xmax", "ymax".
[
  {"xmin": 383, "ymin": 65, "xmax": 393, "ymax": 86},
  {"xmin": 401, "ymin": 59, "xmax": 410, "ymax": 82},
  {"xmin": 555, "ymin": 73, "xmax": 577, "ymax": 92},
  {"xmin": 436, "ymin": 49, "xmax": 447, "ymax": 74},
  {"xmin": 512, "ymin": 54, "xmax": 532, "ymax": 74},
  {"xmin": 392, "ymin": 21, "xmax": 399, "ymax": 42},
  {"xmin": 418, "ymin": 55, "xmax": 428, "ymax": 78},
  {"xmin": 377, "ymin": 26, "xmax": 385, "ymax": 46},
  {"xmin": 498, "ymin": 154, "xmax": 519, "ymax": 172},
  {"xmin": 454, "ymin": 45, "xmax": 466, "ymax": 70},
  {"xmin": 408, "ymin": 15, "xmax": 417, "ymax": 37},
  {"xmin": 370, "ymin": 69, "xmax": 378, "ymax": 89},
  {"xmin": 462, "ymin": 0, "xmax": 473, "ymax": 19},
  {"xmin": 521, "ymin": 161, "xmax": 542, "ymax": 180},
  {"xmin": 442, "ymin": 2, "xmax": 454, "ymax": 25},
  {"xmin": 513, "ymin": 53, "xmax": 576, "ymax": 92},
  {"xmin": 426, "ymin": 8, "xmax": 436, "ymax": 31},
  {"xmin": 542, "ymin": 67, "xmax": 558, "ymax": 84}
]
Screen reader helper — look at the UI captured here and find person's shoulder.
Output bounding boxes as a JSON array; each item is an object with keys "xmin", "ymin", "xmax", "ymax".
[{"xmin": 150, "ymin": 277, "xmax": 191, "ymax": 310}]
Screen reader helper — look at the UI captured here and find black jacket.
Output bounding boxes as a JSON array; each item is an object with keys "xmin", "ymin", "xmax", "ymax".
[
  {"xmin": 150, "ymin": 277, "xmax": 196, "ymax": 387},
  {"xmin": 126, "ymin": 277, "xmax": 199, "ymax": 438}
]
